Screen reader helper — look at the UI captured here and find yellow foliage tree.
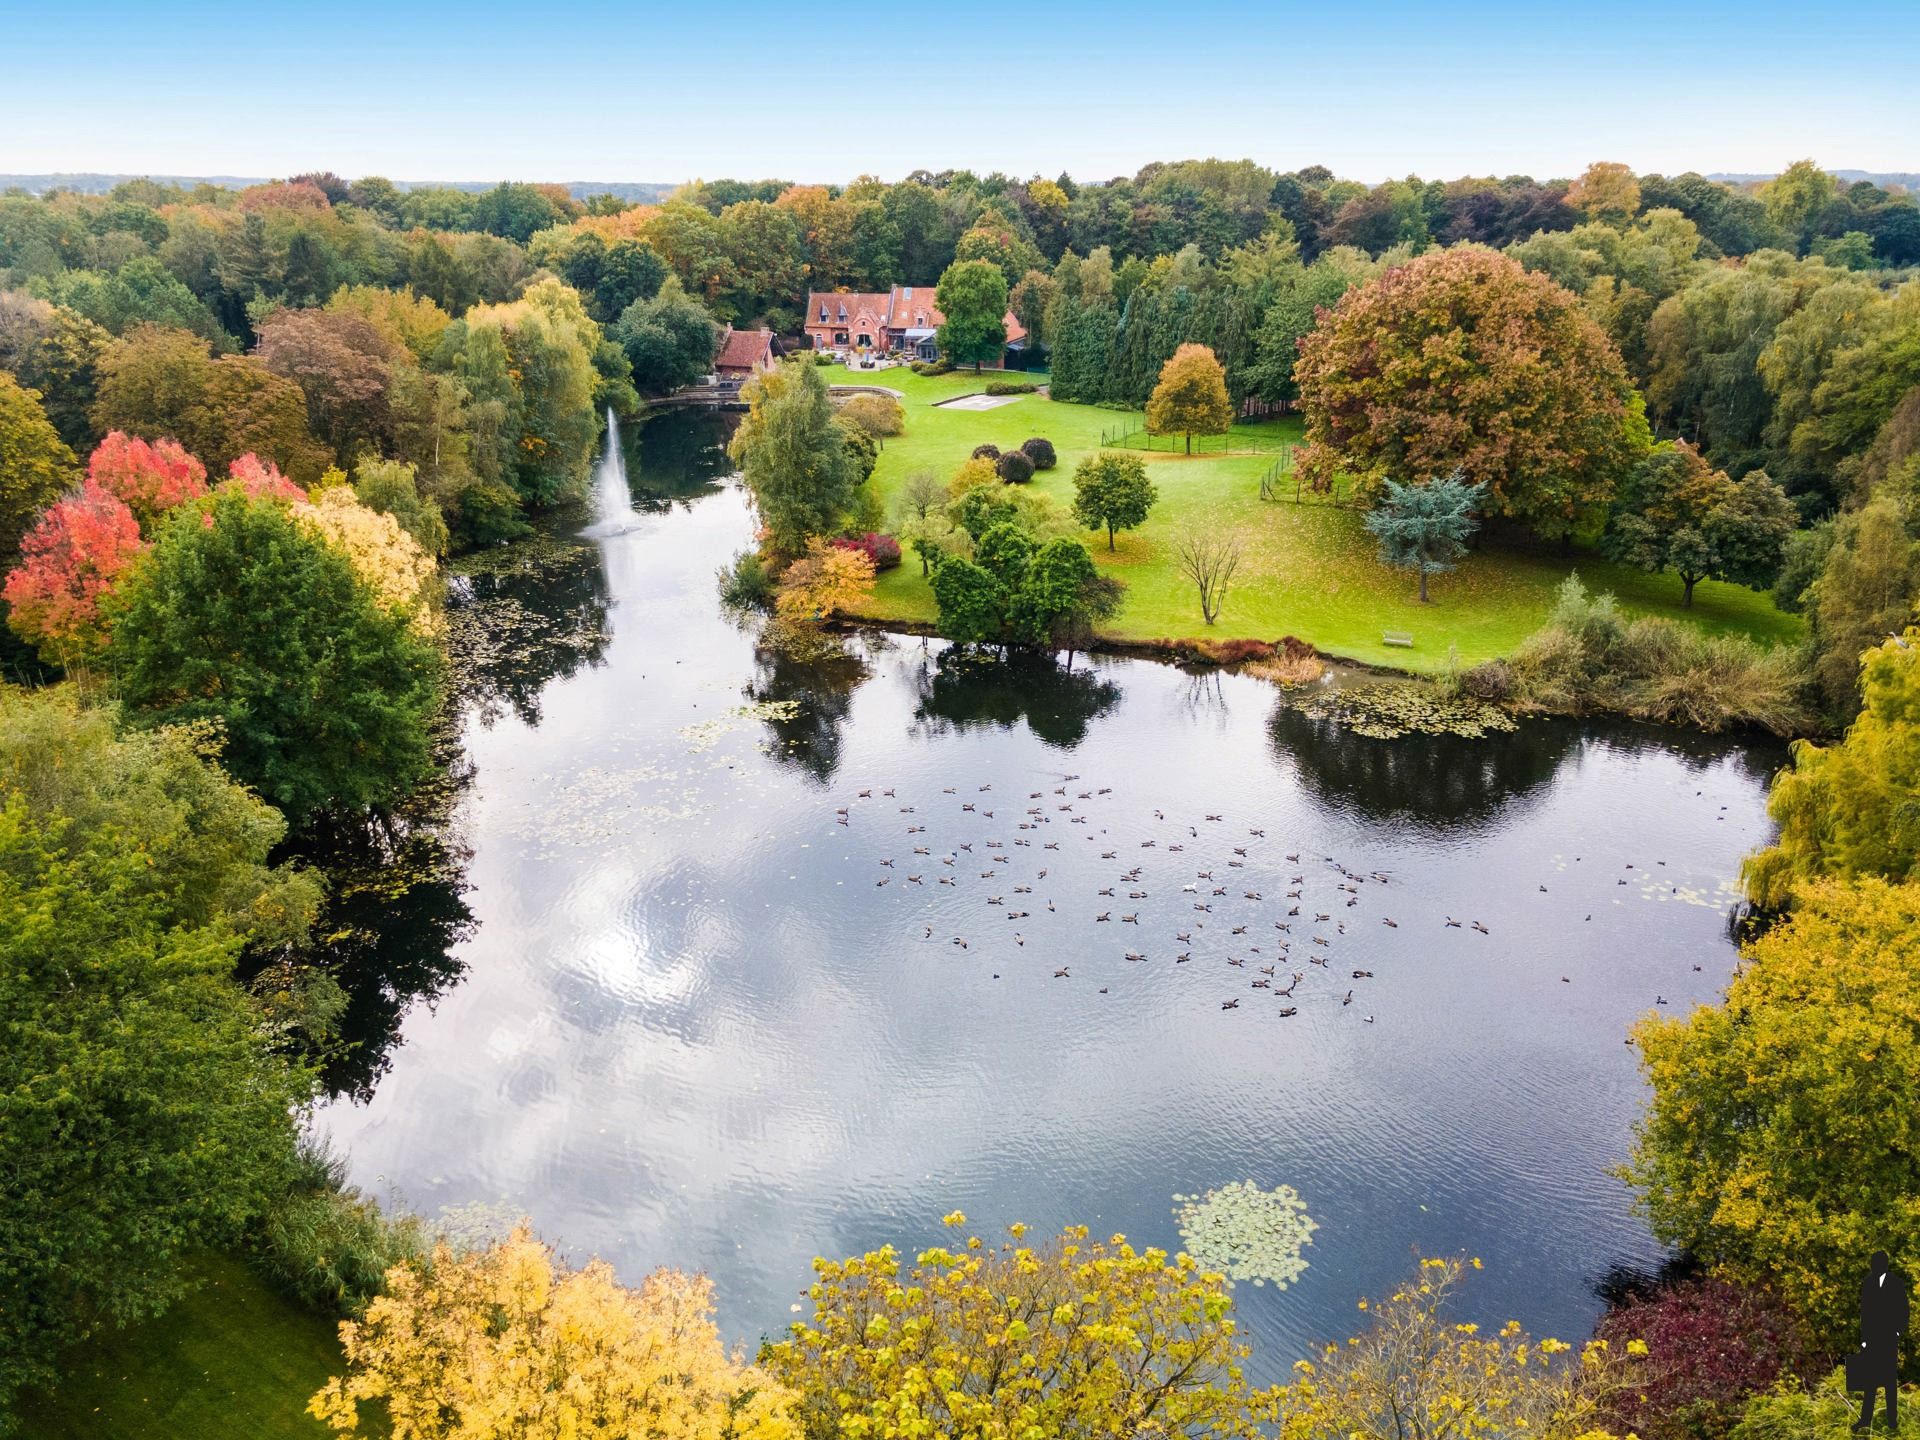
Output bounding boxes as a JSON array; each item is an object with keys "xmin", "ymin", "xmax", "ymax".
[
  {"xmin": 310, "ymin": 1227, "xmax": 795, "ymax": 1440},
  {"xmin": 767, "ymin": 1214, "xmax": 1279, "ymax": 1440},
  {"xmin": 1276, "ymin": 1257, "xmax": 1642, "ymax": 1440},
  {"xmin": 1625, "ymin": 877, "xmax": 1920, "ymax": 1342},
  {"xmin": 946, "ymin": 455, "xmax": 1001, "ymax": 501},
  {"xmin": 293, "ymin": 484, "xmax": 440, "ymax": 635},
  {"xmin": 1147, "ymin": 343, "xmax": 1234, "ymax": 454},
  {"xmin": 773, "ymin": 538, "xmax": 876, "ymax": 623}
]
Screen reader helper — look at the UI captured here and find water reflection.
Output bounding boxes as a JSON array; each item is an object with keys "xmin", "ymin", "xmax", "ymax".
[
  {"xmin": 449, "ymin": 532, "xmax": 612, "ymax": 728},
  {"xmin": 911, "ymin": 646, "xmax": 1123, "ymax": 748},
  {"xmin": 745, "ymin": 629, "xmax": 873, "ymax": 785},
  {"xmin": 621, "ymin": 407, "xmax": 735, "ymax": 510}
]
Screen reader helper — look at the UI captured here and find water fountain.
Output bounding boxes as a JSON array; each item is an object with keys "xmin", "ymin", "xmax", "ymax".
[{"xmin": 585, "ymin": 407, "xmax": 638, "ymax": 535}]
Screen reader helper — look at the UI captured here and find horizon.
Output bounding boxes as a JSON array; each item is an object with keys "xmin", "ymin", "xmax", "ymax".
[{"xmin": 7, "ymin": 0, "xmax": 1915, "ymax": 181}]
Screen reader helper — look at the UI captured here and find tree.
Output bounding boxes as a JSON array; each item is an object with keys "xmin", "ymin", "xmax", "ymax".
[
  {"xmin": 612, "ymin": 277, "xmax": 719, "ymax": 395},
  {"xmin": 3, "ymin": 477, "xmax": 145, "ymax": 666},
  {"xmin": 934, "ymin": 259, "xmax": 1009, "ymax": 372},
  {"xmin": 292, "ymin": 485, "xmax": 441, "ymax": 635},
  {"xmin": 1175, "ymin": 525, "xmax": 1243, "ymax": 625},
  {"xmin": 85, "ymin": 429, "xmax": 207, "ymax": 530},
  {"xmin": 254, "ymin": 306, "xmax": 397, "ymax": 461},
  {"xmin": 1566, "ymin": 161, "xmax": 1642, "ymax": 224},
  {"xmin": 353, "ymin": 457, "xmax": 450, "ymax": 558},
  {"xmin": 1012, "ymin": 536, "xmax": 1121, "ymax": 651},
  {"xmin": 1295, "ymin": 248, "xmax": 1646, "ymax": 536},
  {"xmin": 773, "ymin": 537, "xmax": 876, "ymax": 623},
  {"xmin": 0, "ymin": 373, "xmax": 78, "ymax": 573},
  {"xmin": 1743, "ymin": 628, "xmax": 1920, "ymax": 909},
  {"xmin": 1146, "ymin": 342, "xmax": 1233, "ymax": 453},
  {"xmin": 730, "ymin": 358, "xmax": 860, "ymax": 555},
  {"xmin": 1276, "ymin": 1256, "xmax": 1639, "ymax": 1440},
  {"xmin": 110, "ymin": 493, "xmax": 441, "ymax": 818},
  {"xmin": 836, "ymin": 391, "xmax": 903, "ymax": 439},
  {"xmin": 1602, "ymin": 442, "xmax": 1797, "ymax": 606},
  {"xmin": 463, "ymin": 280, "xmax": 601, "ymax": 507},
  {"xmin": 0, "ymin": 689, "xmax": 313, "ymax": 1413},
  {"xmin": 0, "ymin": 293, "xmax": 111, "ymax": 453},
  {"xmin": 892, "ymin": 469, "xmax": 948, "ymax": 575},
  {"xmin": 1804, "ymin": 493, "xmax": 1919, "ymax": 716},
  {"xmin": 311, "ymin": 1227, "xmax": 794, "ymax": 1440},
  {"xmin": 1626, "ymin": 876, "xmax": 1920, "ymax": 1343},
  {"xmin": 1071, "ymin": 451, "xmax": 1157, "ymax": 551},
  {"xmin": 766, "ymin": 1215, "xmax": 1275, "ymax": 1440},
  {"xmin": 1762, "ymin": 160, "xmax": 1837, "ymax": 255},
  {"xmin": 1364, "ymin": 471, "xmax": 1485, "ymax": 603}
]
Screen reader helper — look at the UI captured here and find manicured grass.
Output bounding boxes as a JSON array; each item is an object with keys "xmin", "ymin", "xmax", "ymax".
[
  {"xmin": 16, "ymin": 1253, "xmax": 344, "ymax": 1440},
  {"xmin": 825, "ymin": 364, "xmax": 1805, "ymax": 672}
]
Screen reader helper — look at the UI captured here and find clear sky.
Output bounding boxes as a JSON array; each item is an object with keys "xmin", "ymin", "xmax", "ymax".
[{"xmin": 4, "ymin": 0, "xmax": 1914, "ymax": 185}]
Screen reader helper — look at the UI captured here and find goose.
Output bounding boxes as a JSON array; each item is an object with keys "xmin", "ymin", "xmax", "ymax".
[
  {"xmin": 1288, "ymin": 905, "xmax": 1300, "ymax": 916},
  {"xmin": 942, "ymin": 855, "xmax": 956, "ymax": 867},
  {"xmin": 883, "ymin": 788, "xmax": 896, "ymax": 798},
  {"xmin": 1234, "ymin": 847, "xmax": 1249, "ymax": 857},
  {"xmin": 1221, "ymin": 998, "xmax": 1239, "ymax": 1010},
  {"xmin": 1538, "ymin": 884, "xmax": 1548, "ymax": 893},
  {"xmin": 1054, "ymin": 966, "xmax": 1070, "ymax": 978},
  {"xmin": 1444, "ymin": 916, "xmax": 1461, "ymax": 927},
  {"xmin": 1655, "ymin": 995, "xmax": 1668, "ymax": 1005},
  {"xmin": 1352, "ymin": 969, "xmax": 1373, "ymax": 978},
  {"xmin": 1125, "ymin": 951, "xmax": 1147, "ymax": 962},
  {"xmin": 1096, "ymin": 912, "xmax": 1111, "ymax": 922},
  {"xmin": 1169, "ymin": 843, "xmax": 1185, "ymax": 853},
  {"xmin": 835, "ymin": 806, "xmax": 850, "ymax": 816},
  {"xmin": 908, "ymin": 875, "xmax": 924, "ymax": 885},
  {"xmin": 1141, "ymin": 840, "xmax": 1158, "ymax": 849},
  {"xmin": 1099, "ymin": 887, "xmax": 1116, "ymax": 897},
  {"xmin": 1252, "ymin": 978, "xmax": 1271, "ymax": 989},
  {"xmin": 1278, "ymin": 1006, "xmax": 1297, "ymax": 1017},
  {"xmin": 979, "ymin": 784, "xmax": 992, "ymax": 792},
  {"xmin": 1101, "ymin": 851, "xmax": 1117, "ymax": 860},
  {"xmin": 953, "ymin": 936, "xmax": 968, "ymax": 948},
  {"xmin": 1213, "ymin": 886, "xmax": 1228, "ymax": 897},
  {"xmin": 939, "ymin": 877, "xmax": 956, "ymax": 886},
  {"xmin": 1044, "ymin": 842, "xmax": 1059, "ymax": 851},
  {"xmin": 1382, "ymin": 918, "xmax": 1397, "ymax": 928},
  {"xmin": 914, "ymin": 845, "xmax": 930, "ymax": 855},
  {"xmin": 876, "ymin": 877, "xmax": 890, "ymax": 887},
  {"xmin": 1008, "ymin": 910, "xmax": 1029, "ymax": 919},
  {"xmin": 1014, "ymin": 884, "xmax": 1032, "ymax": 895},
  {"xmin": 899, "ymin": 805, "xmax": 915, "ymax": 814},
  {"xmin": 1561, "ymin": 976, "xmax": 1571, "ymax": 983},
  {"xmin": 1260, "ymin": 965, "xmax": 1276, "ymax": 976},
  {"xmin": 983, "ymin": 809, "xmax": 995, "ymax": 819},
  {"xmin": 1054, "ymin": 787, "xmax": 1066, "ymax": 796},
  {"xmin": 1030, "ymin": 791, "xmax": 1043, "ymax": 799},
  {"xmin": 1206, "ymin": 813, "xmax": 1223, "ymax": 822},
  {"xmin": 1015, "ymin": 934, "xmax": 1024, "ymax": 946},
  {"xmin": 1037, "ymin": 868, "xmax": 1048, "ymax": 879},
  {"xmin": 1130, "ymin": 888, "xmax": 1150, "ymax": 898},
  {"xmin": 1176, "ymin": 931, "xmax": 1193, "ymax": 943},
  {"xmin": 1310, "ymin": 955, "xmax": 1329, "ymax": 967},
  {"xmin": 1471, "ymin": 921, "xmax": 1489, "ymax": 935},
  {"xmin": 880, "ymin": 858, "xmax": 895, "ymax": 867},
  {"xmin": 988, "ymin": 896, "xmax": 1004, "ymax": 906},
  {"xmin": 962, "ymin": 803, "xmax": 976, "ymax": 813},
  {"xmin": 1121, "ymin": 913, "xmax": 1139, "ymax": 925},
  {"xmin": 1244, "ymin": 890, "xmax": 1262, "ymax": 901},
  {"xmin": 1287, "ymin": 853, "xmax": 1300, "ymax": 862},
  {"xmin": 943, "ymin": 787, "xmax": 957, "ymax": 794},
  {"xmin": 1362, "ymin": 1015, "xmax": 1375, "ymax": 1023},
  {"xmin": 1251, "ymin": 828, "xmax": 1266, "ymax": 837},
  {"xmin": 1198, "ymin": 870, "xmax": 1215, "ymax": 881},
  {"xmin": 1231, "ymin": 925, "xmax": 1248, "ymax": 936},
  {"xmin": 1194, "ymin": 903, "xmax": 1213, "ymax": 913},
  {"xmin": 1098, "ymin": 787, "xmax": 1113, "ymax": 795},
  {"xmin": 1274, "ymin": 922, "xmax": 1291, "ymax": 932},
  {"xmin": 1311, "ymin": 936, "xmax": 1330, "ymax": 947},
  {"xmin": 1315, "ymin": 913, "xmax": 1330, "ymax": 923},
  {"xmin": 979, "ymin": 870, "xmax": 996, "ymax": 880},
  {"xmin": 908, "ymin": 824, "xmax": 926, "ymax": 834},
  {"xmin": 1343, "ymin": 990, "xmax": 1353, "ymax": 1006},
  {"xmin": 858, "ymin": 789, "xmax": 872, "ymax": 798},
  {"xmin": 1078, "ymin": 791, "xmax": 1092, "ymax": 800},
  {"xmin": 1176, "ymin": 952, "xmax": 1192, "ymax": 963},
  {"xmin": 1227, "ymin": 956, "xmax": 1245, "ymax": 968}
]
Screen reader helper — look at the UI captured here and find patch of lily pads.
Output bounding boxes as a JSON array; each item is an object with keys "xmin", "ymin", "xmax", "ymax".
[
  {"xmin": 1172, "ymin": 1180, "xmax": 1318, "ymax": 1288},
  {"xmin": 1287, "ymin": 681, "xmax": 1517, "ymax": 739}
]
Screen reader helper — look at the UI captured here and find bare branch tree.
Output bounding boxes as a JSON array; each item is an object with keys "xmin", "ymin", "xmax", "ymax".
[{"xmin": 1175, "ymin": 526, "xmax": 1243, "ymax": 625}]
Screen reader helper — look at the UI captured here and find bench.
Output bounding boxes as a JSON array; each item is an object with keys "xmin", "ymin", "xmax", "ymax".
[{"xmin": 1382, "ymin": 630, "xmax": 1414, "ymax": 648}]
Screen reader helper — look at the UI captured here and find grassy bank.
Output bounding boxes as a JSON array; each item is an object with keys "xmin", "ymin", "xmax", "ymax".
[
  {"xmin": 822, "ymin": 364, "xmax": 1802, "ymax": 672},
  {"xmin": 16, "ymin": 1253, "xmax": 342, "ymax": 1440}
]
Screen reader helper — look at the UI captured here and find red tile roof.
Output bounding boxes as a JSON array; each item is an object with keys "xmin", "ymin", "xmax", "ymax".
[{"xmin": 713, "ymin": 326, "xmax": 774, "ymax": 371}]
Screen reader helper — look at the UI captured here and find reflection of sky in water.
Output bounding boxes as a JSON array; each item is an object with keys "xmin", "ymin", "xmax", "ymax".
[{"xmin": 317, "ymin": 417, "xmax": 1783, "ymax": 1376}]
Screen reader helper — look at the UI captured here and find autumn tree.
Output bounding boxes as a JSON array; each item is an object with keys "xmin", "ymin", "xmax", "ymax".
[
  {"xmin": 1146, "ymin": 343, "xmax": 1234, "ymax": 454},
  {"xmin": 774, "ymin": 538, "xmax": 877, "ymax": 624},
  {"xmin": 1566, "ymin": 161, "xmax": 1643, "ymax": 224},
  {"xmin": 767, "ymin": 1214, "xmax": 1276, "ymax": 1440},
  {"xmin": 1295, "ymin": 248, "xmax": 1646, "ymax": 537},
  {"xmin": 1626, "ymin": 876, "xmax": 1920, "ymax": 1343},
  {"xmin": 0, "ymin": 372, "xmax": 78, "ymax": 565},
  {"xmin": 254, "ymin": 306, "xmax": 398, "ymax": 461},
  {"xmin": 613, "ymin": 277, "xmax": 719, "ymax": 395},
  {"xmin": 85, "ymin": 430, "xmax": 207, "ymax": 530},
  {"xmin": 729, "ymin": 357, "xmax": 859, "ymax": 555},
  {"xmin": 461, "ymin": 279, "xmax": 601, "ymax": 506},
  {"xmin": 1277, "ymin": 1256, "xmax": 1640, "ymax": 1440},
  {"xmin": 0, "ymin": 292, "xmax": 112, "ymax": 453},
  {"xmin": 1743, "ymin": 627, "xmax": 1920, "ymax": 909},
  {"xmin": 292, "ymin": 484, "xmax": 441, "ymax": 635},
  {"xmin": 836, "ymin": 391, "xmax": 903, "ymax": 440},
  {"xmin": 1602, "ymin": 441, "xmax": 1797, "ymax": 606},
  {"xmin": 1803, "ymin": 494, "xmax": 1920, "ymax": 716},
  {"xmin": 934, "ymin": 259, "xmax": 1009, "ymax": 372},
  {"xmin": 110, "ymin": 493, "xmax": 441, "ymax": 818},
  {"xmin": 1364, "ymin": 471, "xmax": 1485, "ymax": 603},
  {"xmin": 311, "ymin": 1227, "xmax": 795, "ymax": 1440},
  {"xmin": 1071, "ymin": 451, "xmax": 1157, "ymax": 550},
  {"xmin": 3, "ymin": 478, "xmax": 145, "ymax": 666}
]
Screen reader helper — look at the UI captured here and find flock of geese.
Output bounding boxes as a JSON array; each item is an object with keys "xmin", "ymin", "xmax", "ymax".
[
  {"xmin": 829, "ymin": 772, "xmax": 1719, "ymax": 1022},
  {"xmin": 828, "ymin": 775, "xmax": 1534, "ymax": 1023}
]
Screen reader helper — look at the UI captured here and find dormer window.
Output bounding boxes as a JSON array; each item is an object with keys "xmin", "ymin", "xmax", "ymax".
[{"xmin": 818, "ymin": 305, "xmax": 827, "ymax": 321}]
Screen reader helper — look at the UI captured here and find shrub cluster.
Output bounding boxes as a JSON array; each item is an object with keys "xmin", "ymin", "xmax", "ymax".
[
  {"xmin": 831, "ymin": 532, "xmax": 903, "ymax": 571},
  {"xmin": 1140, "ymin": 636, "xmax": 1277, "ymax": 665},
  {"xmin": 251, "ymin": 1141, "xmax": 435, "ymax": 1318},
  {"xmin": 910, "ymin": 358, "xmax": 953, "ymax": 376},
  {"xmin": 1506, "ymin": 577, "xmax": 1811, "ymax": 734},
  {"xmin": 984, "ymin": 381, "xmax": 1039, "ymax": 395},
  {"xmin": 971, "ymin": 442, "xmax": 1001, "ymax": 461},
  {"xmin": 996, "ymin": 450, "xmax": 1035, "ymax": 484},
  {"xmin": 1021, "ymin": 437, "xmax": 1057, "ymax": 470},
  {"xmin": 717, "ymin": 549, "xmax": 774, "ymax": 609}
]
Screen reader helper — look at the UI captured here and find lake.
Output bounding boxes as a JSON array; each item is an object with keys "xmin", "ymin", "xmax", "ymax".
[{"xmin": 313, "ymin": 408, "xmax": 1782, "ymax": 1373}]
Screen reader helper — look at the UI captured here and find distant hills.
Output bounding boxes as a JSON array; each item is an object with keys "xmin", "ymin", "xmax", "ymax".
[
  {"xmin": 1708, "ymin": 170, "xmax": 1917, "ymax": 191},
  {"xmin": 0, "ymin": 174, "xmax": 678, "ymax": 202}
]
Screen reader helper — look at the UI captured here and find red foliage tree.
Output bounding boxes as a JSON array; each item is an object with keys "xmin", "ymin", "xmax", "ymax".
[
  {"xmin": 1595, "ymin": 1277, "xmax": 1815, "ymax": 1440},
  {"xmin": 88, "ymin": 431, "xmax": 208, "ymax": 530},
  {"xmin": 3, "ymin": 479, "xmax": 147, "ymax": 665},
  {"xmin": 222, "ymin": 453, "xmax": 307, "ymax": 503}
]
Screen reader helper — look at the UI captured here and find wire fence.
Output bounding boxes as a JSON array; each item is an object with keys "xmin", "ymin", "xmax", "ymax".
[
  {"xmin": 1096, "ymin": 425, "xmax": 1294, "ymax": 456},
  {"xmin": 1257, "ymin": 449, "xmax": 1360, "ymax": 507}
]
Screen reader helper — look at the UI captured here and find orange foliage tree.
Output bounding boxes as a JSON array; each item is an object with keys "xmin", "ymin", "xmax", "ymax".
[
  {"xmin": 87, "ymin": 431, "xmax": 208, "ymax": 531},
  {"xmin": 3, "ymin": 479, "xmax": 146, "ymax": 665}
]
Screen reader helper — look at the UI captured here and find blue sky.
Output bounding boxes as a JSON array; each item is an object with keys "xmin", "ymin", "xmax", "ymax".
[{"xmin": 4, "ymin": 0, "xmax": 1914, "ymax": 184}]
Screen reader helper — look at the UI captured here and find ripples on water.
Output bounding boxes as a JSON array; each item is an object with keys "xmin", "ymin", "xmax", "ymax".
[{"xmin": 316, "ymin": 411, "xmax": 1782, "ymax": 1373}]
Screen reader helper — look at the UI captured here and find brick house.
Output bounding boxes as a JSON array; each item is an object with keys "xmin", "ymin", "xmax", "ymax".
[
  {"xmin": 712, "ymin": 326, "xmax": 776, "ymax": 380},
  {"xmin": 802, "ymin": 285, "xmax": 1025, "ymax": 360}
]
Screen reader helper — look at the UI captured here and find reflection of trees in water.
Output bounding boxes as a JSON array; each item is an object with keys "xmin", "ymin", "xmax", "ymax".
[
  {"xmin": 622, "ymin": 409, "xmax": 737, "ymax": 512},
  {"xmin": 448, "ymin": 535, "xmax": 611, "ymax": 728},
  {"xmin": 1269, "ymin": 703, "xmax": 1579, "ymax": 833},
  {"xmin": 912, "ymin": 648, "xmax": 1122, "ymax": 750},
  {"xmin": 1270, "ymin": 703, "xmax": 1781, "ymax": 834},
  {"xmin": 746, "ymin": 628, "xmax": 872, "ymax": 784},
  {"xmin": 260, "ymin": 743, "xmax": 475, "ymax": 1101}
]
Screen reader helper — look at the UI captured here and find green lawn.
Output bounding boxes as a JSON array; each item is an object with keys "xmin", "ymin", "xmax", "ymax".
[
  {"xmin": 16, "ymin": 1253, "xmax": 344, "ymax": 1440},
  {"xmin": 824, "ymin": 363, "xmax": 1804, "ymax": 672}
]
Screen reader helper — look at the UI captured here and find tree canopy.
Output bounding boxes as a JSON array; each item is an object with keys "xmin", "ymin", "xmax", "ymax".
[
  {"xmin": 934, "ymin": 259, "xmax": 1009, "ymax": 371},
  {"xmin": 728, "ymin": 357, "xmax": 859, "ymax": 555},
  {"xmin": 1602, "ymin": 441, "xmax": 1796, "ymax": 606},
  {"xmin": 1146, "ymin": 342, "xmax": 1233, "ymax": 452},
  {"xmin": 1071, "ymin": 451, "xmax": 1158, "ymax": 550}
]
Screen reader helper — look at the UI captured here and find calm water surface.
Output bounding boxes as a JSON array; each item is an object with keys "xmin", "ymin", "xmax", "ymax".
[{"xmin": 315, "ymin": 410, "xmax": 1782, "ymax": 1370}]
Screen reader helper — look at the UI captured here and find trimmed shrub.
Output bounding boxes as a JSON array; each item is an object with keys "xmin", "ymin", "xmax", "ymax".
[
  {"xmin": 1021, "ymin": 437, "xmax": 1058, "ymax": 470},
  {"xmin": 984, "ymin": 381, "xmax": 1039, "ymax": 395},
  {"xmin": 997, "ymin": 450, "xmax": 1035, "ymax": 484},
  {"xmin": 971, "ymin": 442, "xmax": 1002, "ymax": 462},
  {"xmin": 832, "ymin": 532, "xmax": 902, "ymax": 572},
  {"xmin": 1596, "ymin": 1278, "xmax": 1814, "ymax": 1440},
  {"xmin": 812, "ymin": 351, "xmax": 833, "ymax": 366},
  {"xmin": 911, "ymin": 358, "xmax": 952, "ymax": 376}
]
